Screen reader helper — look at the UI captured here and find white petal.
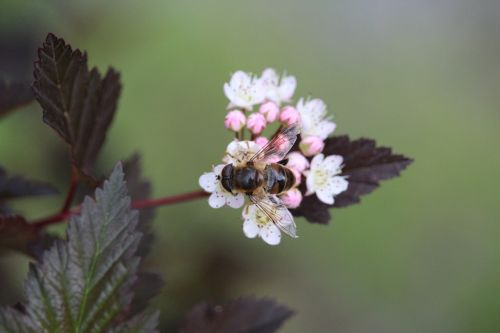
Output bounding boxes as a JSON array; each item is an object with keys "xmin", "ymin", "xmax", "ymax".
[
  {"xmin": 226, "ymin": 193, "xmax": 245, "ymax": 208},
  {"xmin": 230, "ymin": 71, "xmax": 251, "ymax": 87},
  {"xmin": 199, "ymin": 172, "xmax": 217, "ymax": 192},
  {"xmin": 310, "ymin": 154, "xmax": 325, "ymax": 169},
  {"xmin": 316, "ymin": 187, "xmax": 334, "ymax": 205},
  {"xmin": 309, "ymin": 99, "xmax": 327, "ymax": 117},
  {"xmin": 247, "ymin": 141, "xmax": 260, "ymax": 153},
  {"xmin": 317, "ymin": 120, "xmax": 336, "ymax": 139},
  {"xmin": 208, "ymin": 191, "xmax": 226, "ymax": 208},
  {"xmin": 296, "ymin": 98, "xmax": 305, "ymax": 112},
  {"xmin": 224, "ymin": 83, "xmax": 235, "ymax": 102},
  {"xmin": 260, "ymin": 222, "xmax": 281, "ymax": 246},
  {"xmin": 226, "ymin": 140, "xmax": 240, "ymax": 155},
  {"xmin": 251, "ymin": 78, "xmax": 266, "ymax": 104},
  {"xmin": 306, "ymin": 170, "xmax": 316, "ymax": 195},
  {"xmin": 243, "ymin": 219, "xmax": 259, "ymax": 238},
  {"xmin": 329, "ymin": 176, "xmax": 349, "ymax": 195},
  {"xmin": 242, "ymin": 204, "xmax": 257, "ymax": 219},
  {"xmin": 300, "ymin": 118, "xmax": 314, "ymax": 135},
  {"xmin": 323, "ymin": 155, "xmax": 343, "ymax": 172},
  {"xmin": 261, "ymin": 68, "xmax": 279, "ymax": 85},
  {"xmin": 213, "ymin": 164, "xmax": 226, "ymax": 175},
  {"xmin": 279, "ymin": 75, "xmax": 296, "ymax": 101},
  {"xmin": 266, "ymin": 90, "xmax": 280, "ymax": 104}
]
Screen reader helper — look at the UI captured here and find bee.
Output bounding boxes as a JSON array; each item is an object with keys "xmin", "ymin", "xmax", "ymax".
[{"xmin": 219, "ymin": 124, "xmax": 301, "ymax": 238}]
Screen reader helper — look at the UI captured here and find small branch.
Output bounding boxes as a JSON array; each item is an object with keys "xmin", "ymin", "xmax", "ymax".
[
  {"xmin": 60, "ymin": 164, "xmax": 79, "ymax": 212},
  {"xmin": 33, "ymin": 189, "xmax": 208, "ymax": 229},
  {"xmin": 132, "ymin": 190, "xmax": 208, "ymax": 210},
  {"xmin": 33, "ymin": 210, "xmax": 75, "ymax": 229}
]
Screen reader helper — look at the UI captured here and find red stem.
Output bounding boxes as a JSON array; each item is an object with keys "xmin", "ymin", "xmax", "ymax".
[
  {"xmin": 33, "ymin": 189, "xmax": 208, "ymax": 229},
  {"xmin": 34, "ymin": 210, "xmax": 75, "ymax": 229},
  {"xmin": 132, "ymin": 190, "xmax": 208, "ymax": 210},
  {"xmin": 60, "ymin": 164, "xmax": 79, "ymax": 213}
]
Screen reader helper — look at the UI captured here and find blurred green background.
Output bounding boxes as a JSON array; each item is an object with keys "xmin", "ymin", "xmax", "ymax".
[{"xmin": 1, "ymin": 0, "xmax": 499, "ymax": 332}]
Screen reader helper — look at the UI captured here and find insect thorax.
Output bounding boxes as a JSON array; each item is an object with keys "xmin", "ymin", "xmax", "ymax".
[{"xmin": 234, "ymin": 165, "xmax": 263, "ymax": 193}]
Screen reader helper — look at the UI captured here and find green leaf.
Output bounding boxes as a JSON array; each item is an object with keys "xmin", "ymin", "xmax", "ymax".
[
  {"xmin": 0, "ymin": 163, "xmax": 160, "ymax": 332},
  {"xmin": 179, "ymin": 297, "xmax": 294, "ymax": 333},
  {"xmin": 0, "ymin": 79, "xmax": 34, "ymax": 118},
  {"xmin": 33, "ymin": 33, "xmax": 121, "ymax": 178}
]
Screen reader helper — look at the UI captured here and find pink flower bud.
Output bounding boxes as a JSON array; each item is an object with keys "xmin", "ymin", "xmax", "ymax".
[
  {"xmin": 281, "ymin": 188, "xmax": 302, "ymax": 209},
  {"xmin": 279, "ymin": 106, "xmax": 300, "ymax": 126},
  {"xmin": 224, "ymin": 110, "xmax": 246, "ymax": 132},
  {"xmin": 299, "ymin": 136, "xmax": 324, "ymax": 156},
  {"xmin": 291, "ymin": 167, "xmax": 302, "ymax": 186},
  {"xmin": 287, "ymin": 152, "xmax": 310, "ymax": 173},
  {"xmin": 259, "ymin": 101, "xmax": 280, "ymax": 122},
  {"xmin": 255, "ymin": 136, "xmax": 269, "ymax": 147},
  {"xmin": 247, "ymin": 113, "xmax": 267, "ymax": 135}
]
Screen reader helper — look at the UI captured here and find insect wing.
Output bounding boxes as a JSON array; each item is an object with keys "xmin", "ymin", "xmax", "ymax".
[
  {"xmin": 249, "ymin": 193, "xmax": 298, "ymax": 238},
  {"xmin": 249, "ymin": 124, "xmax": 300, "ymax": 163}
]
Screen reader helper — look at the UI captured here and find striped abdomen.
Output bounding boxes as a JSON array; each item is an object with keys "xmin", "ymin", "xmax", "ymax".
[{"xmin": 265, "ymin": 163, "xmax": 296, "ymax": 195}]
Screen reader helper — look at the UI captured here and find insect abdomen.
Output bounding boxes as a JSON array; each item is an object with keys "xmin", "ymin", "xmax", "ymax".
[{"xmin": 266, "ymin": 164, "xmax": 295, "ymax": 195}]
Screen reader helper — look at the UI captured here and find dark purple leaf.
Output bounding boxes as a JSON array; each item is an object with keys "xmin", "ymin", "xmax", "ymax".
[
  {"xmin": 0, "ymin": 215, "xmax": 37, "ymax": 255},
  {"xmin": 109, "ymin": 311, "xmax": 160, "ymax": 333},
  {"xmin": 123, "ymin": 153, "xmax": 155, "ymax": 257},
  {"xmin": 291, "ymin": 135, "xmax": 413, "ymax": 224},
  {"xmin": 179, "ymin": 297, "xmax": 293, "ymax": 333},
  {"xmin": 33, "ymin": 33, "xmax": 121, "ymax": 178},
  {"xmin": 0, "ymin": 166, "xmax": 57, "ymax": 217},
  {"xmin": 129, "ymin": 273, "xmax": 164, "ymax": 318},
  {"xmin": 0, "ymin": 79, "xmax": 34, "ymax": 117},
  {"xmin": 0, "ymin": 214, "xmax": 60, "ymax": 259},
  {"xmin": 122, "ymin": 154, "xmax": 163, "ymax": 317},
  {"xmin": 0, "ymin": 166, "xmax": 57, "ymax": 207}
]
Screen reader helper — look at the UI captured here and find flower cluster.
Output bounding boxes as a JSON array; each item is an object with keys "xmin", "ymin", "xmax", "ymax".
[{"xmin": 200, "ymin": 68, "xmax": 348, "ymax": 245}]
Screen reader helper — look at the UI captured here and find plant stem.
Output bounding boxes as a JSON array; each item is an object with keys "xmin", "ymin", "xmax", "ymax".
[
  {"xmin": 33, "ymin": 189, "xmax": 208, "ymax": 229},
  {"xmin": 60, "ymin": 164, "xmax": 79, "ymax": 212},
  {"xmin": 132, "ymin": 190, "xmax": 208, "ymax": 209}
]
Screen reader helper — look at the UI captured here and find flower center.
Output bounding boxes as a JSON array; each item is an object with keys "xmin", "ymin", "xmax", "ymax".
[
  {"xmin": 313, "ymin": 168, "xmax": 328, "ymax": 187},
  {"xmin": 255, "ymin": 210, "xmax": 270, "ymax": 227},
  {"xmin": 237, "ymin": 85, "xmax": 252, "ymax": 102}
]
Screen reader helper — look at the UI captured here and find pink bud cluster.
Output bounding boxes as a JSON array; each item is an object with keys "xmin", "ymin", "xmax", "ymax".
[
  {"xmin": 222, "ymin": 68, "xmax": 339, "ymax": 208},
  {"xmin": 224, "ymin": 99, "xmax": 300, "ymax": 136}
]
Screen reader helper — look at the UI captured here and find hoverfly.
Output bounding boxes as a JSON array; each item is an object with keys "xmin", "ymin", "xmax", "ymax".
[{"xmin": 219, "ymin": 124, "xmax": 301, "ymax": 238}]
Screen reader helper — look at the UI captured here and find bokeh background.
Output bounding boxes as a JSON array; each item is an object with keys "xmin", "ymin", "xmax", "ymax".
[{"xmin": 1, "ymin": 0, "xmax": 499, "ymax": 332}]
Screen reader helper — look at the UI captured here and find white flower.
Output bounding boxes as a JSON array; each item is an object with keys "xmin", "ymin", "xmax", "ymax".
[
  {"xmin": 242, "ymin": 204, "xmax": 282, "ymax": 245},
  {"xmin": 297, "ymin": 98, "xmax": 336, "ymax": 139},
  {"xmin": 224, "ymin": 71, "xmax": 265, "ymax": 109},
  {"xmin": 305, "ymin": 154, "xmax": 348, "ymax": 205},
  {"xmin": 199, "ymin": 164, "xmax": 245, "ymax": 209},
  {"xmin": 260, "ymin": 68, "xmax": 296, "ymax": 105},
  {"xmin": 223, "ymin": 140, "xmax": 261, "ymax": 166}
]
